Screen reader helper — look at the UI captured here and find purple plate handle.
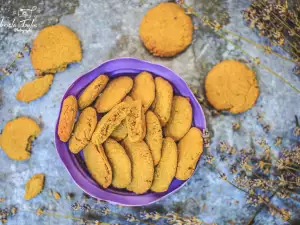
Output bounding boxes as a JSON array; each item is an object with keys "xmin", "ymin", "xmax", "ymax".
[{"xmin": 55, "ymin": 57, "xmax": 206, "ymax": 206}]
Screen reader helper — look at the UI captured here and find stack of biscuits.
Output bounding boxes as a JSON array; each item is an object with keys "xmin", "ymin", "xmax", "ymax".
[{"xmin": 58, "ymin": 72, "xmax": 203, "ymax": 194}]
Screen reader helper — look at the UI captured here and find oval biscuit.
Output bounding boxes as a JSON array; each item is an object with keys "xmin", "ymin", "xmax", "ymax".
[
  {"xmin": 123, "ymin": 137, "xmax": 154, "ymax": 194},
  {"xmin": 92, "ymin": 102, "xmax": 130, "ymax": 145},
  {"xmin": 95, "ymin": 76, "xmax": 133, "ymax": 113},
  {"xmin": 131, "ymin": 72, "xmax": 155, "ymax": 111},
  {"xmin": 152, "ymin": 77, "xmax": 173, "ymax": 126},
  {"xmin": 176, "ymin": 127, "xmax": 203, "ymax": 180},
  {"xmin": 83, "ymin": 143, "xmax": 112, "ymax": 188},
  {"xmin": 151, "ymin": 137, "xmax": 177, "ymax": 192},
  {"xmin": 69, "ymin": 107, "xmax": 97, "ymax": 154},
  {"xmin": 58, "ymin": 95, "xmax": 78, "ymax": 142},
  {"xmin": 104, "ymin": 138, "xmax": 132, "ymax": 188},
  {"xmin": 164, "ymin": 96, "xmax": 193, "ymax": 141},
  {"xmin": 145, "ymin": 110, "xmax": 162, "ymax": 165},
  {"xmin": 78, "ymin": 75, "xmax": 109, "ymax": 110}
]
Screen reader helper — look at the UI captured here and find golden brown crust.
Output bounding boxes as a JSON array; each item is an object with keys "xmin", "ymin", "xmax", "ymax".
[
  {"xmin": 0, "ymin": 117, "xmax": 41, "ymax": 161},
  {"xmin": 92, "ymin": 102, "xmax": 130, "ymax": 145},
  {"xmin": 152, "ymin": 77, "xmax": 173, "ymax": 126},
  {"xmin": 24, "ymin": 173, "xmax": 45, "ymax": 200},
  {"xmin": 126, "ymin": 100, "xmax": 146, "ymax": 142},
  {"xmin": 58, "ymin": 95, "xmax": 78, "ymax": 142},
  {"xmin": 164, "ymin": 96, "xmax": 193, "ymax": 141},
  {"xmin": 145, "ymin": 110, "xmax": 162, "ymax": 166},
  {"xmin": 205, "ymin": 60, "xmax": 260, "ymax": 114},
  {"xmin": 78, "ymin": 75, "xmax": 109, "ymax": 110},
  {"xmin": 151, "ymin": 137, "xmax": 177, "ymax": 192},
  {"xmin": 30, "ymin": 25, "xmax": 82, "ymax": 75},
  {"xmin": 140, "ymin": 3, "xmax": 193, "ymax": 57},
  {"xmin": 68, "ymin": 107, "xmax": 97, "ymax": 154},
  {"xmin": 16, "ymin": 74, "xmax": 54, "ymax": 103},
  {"xmin": 131, "ymin": 72, "xmax": 155, "ymax": 111},
  {"xmin": 176, "ymin": 127, "xmax": 203, "ymax": 180},
  {"xmin": 83, "ymin": 143, "xmax": 112, "ymax": 188},
  {"xmin": 95, "ymin": 76, "xmax": 133, "ymax": 113},
  {"xmin": 103, "ymin": 138, "xmax": 132, "ymax": 188},
  {"xmin": 122, "ymin": 137, "xmax": 154, "ymax": 194}
]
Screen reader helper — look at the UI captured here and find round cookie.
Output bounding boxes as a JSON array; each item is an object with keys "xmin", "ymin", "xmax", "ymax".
[
  {"xmin": 30, "ymin": 24, "xmax": 82, "ymax": 75},
  {"xmin": 140, "ymin": 2, "xmax": 193, "ymax": 57},
  {"xmin": 205, "ymin": 60, "xmax": 259, "ymax": 114}
]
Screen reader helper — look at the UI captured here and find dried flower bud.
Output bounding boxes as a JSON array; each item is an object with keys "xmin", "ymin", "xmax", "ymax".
[
  {"xmin": 36, "ymin": 208, "xmax": 43, "ymax": 216},
  {"xmin": 10, "ymin": 207, "xmax": 17, "ymax": 215},
  {"xmin": 232, "ymin": 122, "xmax": 240, "ymax": 130},
  {"xmin": 16, "ymin": 52, "xmax": 24, "ymax": 59},
  {"xmin": 72, "ymin": 202, "xmax": 81, "ymax": 211}
]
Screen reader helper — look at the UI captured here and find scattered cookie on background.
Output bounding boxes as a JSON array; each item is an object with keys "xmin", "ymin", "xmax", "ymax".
[
  {"xmin": 123, "ymin": 137, "xmax": 154, "ymax": 194},
  {"xmin": 164, "ymin": 96, "xmax": 193, "ymax": 141},
  {"xmin": 16, "ymin": 74, "xmax": 54, "ymax": 103},
  {"xmin": 58, "ymin": 95, "xmax": 78, "ymax": 142},
  {"xmin": 24, "ymin": 174, "xmax": 45, "ymax": 200},
  {"xmin": 145, "ymin": 110, "xmax": 163, "ymax": 166},
  {"xmin": 30, "ymin": 24, "xmax": 82, "ymax": 75},
  {"xmin": 78, "ymin": 74, "xmax": 109, "ymax": 110},
  {"xmin": 130, "ymin": 71, "xmax": 155, "ymax": 111},
  {"xmin": 140, "ymin": 2, "xmax": 193, "ymax": 57},
  {"xmin": 103, "ymin": 138, "xmax": 132, "ymax": 189},
  {"xmin": 69, "ymin": 107, "xmax": 97, "ymax": 154},
  {"xmin": 205, "ymin": 60, "xmax": 260, "ymax": 114},
  {"xmin": 151, "ymin": 137, "xmax": 177, "ymax": 192},
  {"xmin": 83, "ymin": 143, "xmax": 112, "ymax": 189},
  {"xmin": 176, "ymin": 127, "xmax": 203, "ymax": 180},
  {"xmin": 92, "ymin": 102, "xmax": 131, "ymax": 145},
  {"xmin": 0, "ymin": 117, "xmax": 40, "ymax": 161},
  {"xmin": 95, "ymin": 76, "xmax": 133, "ymax": 113},
  {"xmin": 152, "ymin": 77, "xmax": 173, "ymax": 126},
  {"xmin": 126, "ymin": 100, "xmax": 146, "ymax": 143}
]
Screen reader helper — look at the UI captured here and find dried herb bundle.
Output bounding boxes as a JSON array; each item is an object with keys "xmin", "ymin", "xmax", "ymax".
[{"xmin": 243, "ymin": 0, "xmax": 300, "ymax": 74}]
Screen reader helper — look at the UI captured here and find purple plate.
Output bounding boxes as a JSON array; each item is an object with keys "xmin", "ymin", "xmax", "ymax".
[{"xmin": 55, "ymin": 57, "xmax": 206, "ymax": 206}]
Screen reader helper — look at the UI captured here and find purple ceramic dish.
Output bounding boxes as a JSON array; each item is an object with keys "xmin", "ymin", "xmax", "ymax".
[{"xmin": 55, "ymin": 57, "xmax": 206, "ymax": 206}]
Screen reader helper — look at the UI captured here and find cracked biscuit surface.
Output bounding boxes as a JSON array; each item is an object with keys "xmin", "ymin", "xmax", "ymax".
[
  {"xmin": 16, "ymin": 74, "xmax": 54, "ymax": 103},
  {"xmin": 78, "ymin": 75, "xmax": 109, "ymax": 110},
  {"xmin": 69, "ymin": 107, "xmax": 97, "ymax": 154},
  {"xmin": 83, "ymin": 143, "xmax": 112, "ymax": 188},
  {"xmin": 58, "ymin": 95, "xmax": 78, "ymax": 142},
  {"xmin": 123, "ymin": 137, "xmax": 154, "ymax": 194},
  {"xmin": 30, "ymin": 24, "xmax": 82, "ymax": 75},
  {"xmin": 140, "ymin": 2, "xmax": 193, "ymax": 57},
  {"xmin": 92, "ymin": 102, "xmax": 130, "ymax": 145},
  {"xmin": 0, "ymin": 117, "xmax": 41, "ymax": 161},
  {"xmin": 104, "ymin": 138, "xmax": 132, "ymax": 188},
  {"xmin": 205, "ymin": 60, "xmax": 259, "ymax": 114}
]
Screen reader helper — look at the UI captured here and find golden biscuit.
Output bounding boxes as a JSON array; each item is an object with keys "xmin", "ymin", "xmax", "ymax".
[
  {"xmin": 110, "ymin": 96, "xmax": 133, "ymax": 141},
  {"xmin": 151, "ymin": 137, "xmax": 177, "ymax": 192},
  {"xmin": 176, "ymin": 127, "xmax": 203, "ymax": 180},
  {"xmin": 152, "ymin": 77, "xmax": 173, "ymax": 126},
  {"xmin": 69, "ymin": 107, "xmax": 97, "ymax": 154},
  {"xmin": 95, "ymin": 76, "xmax": 133, "ymax": 113},
  {"xmin": 140, "ymin": 3, "xmax": 193, "ymax": 57},
  {"xmin": 205, "ymin": 60, "xmax": 259, "ymax": 114},
  {"xmin": 30, "ymin": 25, "xmax": 82, "ymax": 75},
  {"xmin": 24, "ymin": 173, "xmax": 45, "ymax": 200},
  {"xmin": 145, "ymin": 110, "xmax": 162, "ymax": 166},
  {"xmin": 126, "ymin": 100, "xmax": 146, "ymax": 142},
  {"xmin": 164, "ymin": 96, "xmax": 193, "ymax": 141},
  {"xmin": 131, "ymin": 72, "xmax": 155, "ymax": 111},
  {"xmin": 16, "ymin": 74, "xmax": 54, "ymax": 103},
  {"xmin": 104, "ymin": 138, "xmax": 132, "ymax": 188},
  {"xmin": 58, "ymin": 95, "xmax": 78, "ymax": 142},
  {"xmin": 78, "ymin": 75, "xmax": 109, "ymax": 110},
  {"xmin": 0, "ymin": 117, "xmax": 40, "ymax": 161},
  {"xmin": 92, "ymin": 102, "xmax": 130, "ymax": 145},
  {"xmin": 123, "ymin": 137, "xmax": 154, "ymax": 194},
  {"xmin": 83, "ymin": 143, "xmax": 112, "ymax": 188}
]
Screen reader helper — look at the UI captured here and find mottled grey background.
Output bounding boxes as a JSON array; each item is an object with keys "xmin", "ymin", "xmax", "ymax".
[{"xmin": 0, "ymin": 0, "xmax": 299, "ymax": 224}]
